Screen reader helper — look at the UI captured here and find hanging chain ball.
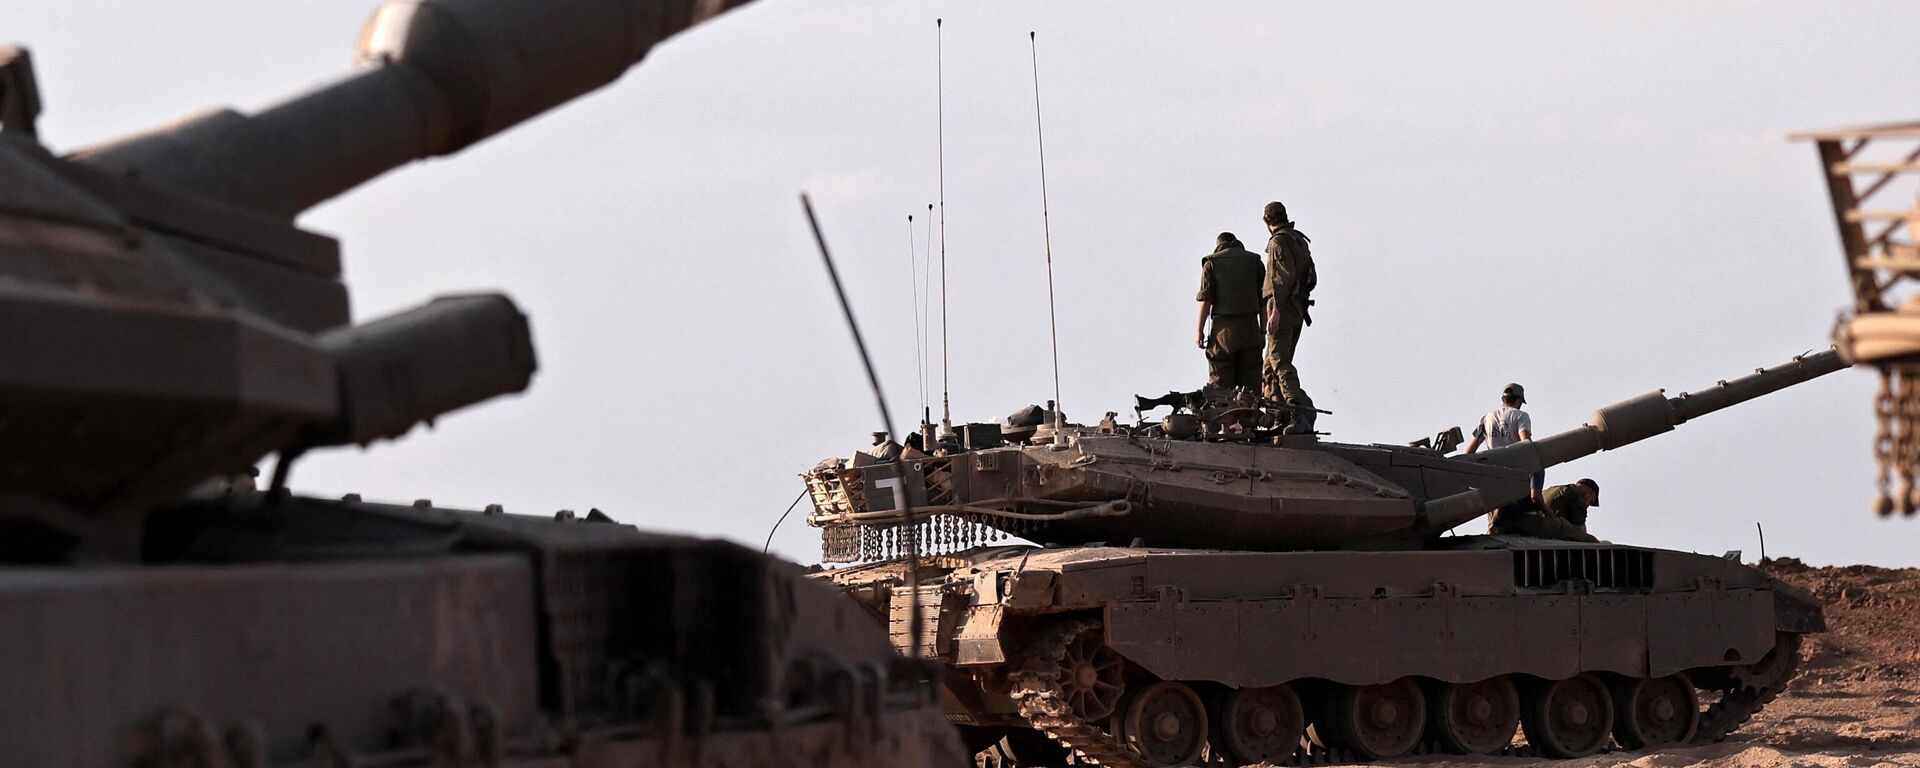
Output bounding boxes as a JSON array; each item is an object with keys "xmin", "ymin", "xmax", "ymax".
[
  {"xmin": 1875, "ymin": 370, "xmax": 1895, "ymax": 516},
  {"xmin": 1874, "ymin": 366, "xmax": 1920, "ymax": 517},
  {"xmin": 1900, "ymin": 375, "xmax": 1911, "ymax": 515}
]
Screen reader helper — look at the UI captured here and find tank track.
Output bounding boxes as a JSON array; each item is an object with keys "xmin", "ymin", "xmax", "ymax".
[
  {"xmin": 1692, "ymin": 632, "xmax": 1803, "ymax": 745},
  {"xmin": 1007, "ymin": 618, "xmax": 1149, "ymax": 768},
  {"xmin": 1001, "ymin": 622, "xmax": 1802, "ymax": 764}
]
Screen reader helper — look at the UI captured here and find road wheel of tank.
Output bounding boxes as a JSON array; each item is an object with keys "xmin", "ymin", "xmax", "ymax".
[
  {"xmin": 1052, "ymin": 623, "xmax": 1126, "ymax": 721},
  {"xmin": 997, "ymin": 729, "xmax": 1070, "ymax": 767},
  {"xmin": 1212, "ymin": 684, "xmax": 1305, "ymax": 765},
  {"xmin": 1612, "ymin": 673, "xmax": 1699, "ymax": 750},
  {"xmin": 1521, "ymin": 673, "xmax": 1615, "ymax": 758},
  {"xmin": 1319, "ymin": 678, "xmax": 1426, "ymax": 760},
  {"xmin": 1120, "ymin": 681, "xmax": 1209, "ymax": 767},
  {"xmin": 1429, "ymin": 676, "xmax": 1520, "ymax": 755}
]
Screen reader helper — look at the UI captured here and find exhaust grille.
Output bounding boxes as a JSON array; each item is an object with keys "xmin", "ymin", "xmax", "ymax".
[{"xmin": 1513, "ymin": 548, "xmax": 1653, "ymax": 590}]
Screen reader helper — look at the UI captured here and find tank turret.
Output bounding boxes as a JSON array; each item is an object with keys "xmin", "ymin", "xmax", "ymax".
[
  {"xmin": 0, "ymin": 0, "xmax": 748, "ymax": 560},
  {"xmin": 803, "ymin": 347, "xmax": 1844, "ymax": 558}
]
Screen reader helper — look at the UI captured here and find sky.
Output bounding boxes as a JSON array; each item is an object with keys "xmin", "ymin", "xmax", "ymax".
[{"xmin": 11, "ymin": 1, "xmax": 1920, "ymax": 567}]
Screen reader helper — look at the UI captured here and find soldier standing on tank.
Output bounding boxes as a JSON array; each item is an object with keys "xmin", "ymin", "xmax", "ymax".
[
  {"xmin": 1463, "ymin": 383, "xmax": 1545, "ymax": 506},
  {"xmin": 1196, "ymin": 232, "xmax": 1266, "ymax": 390},
  {"xmin": 1260, "ymin": 201, "xmax": 1317, "ymax": 433}
]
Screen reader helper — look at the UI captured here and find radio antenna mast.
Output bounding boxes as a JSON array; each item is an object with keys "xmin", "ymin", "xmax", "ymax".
[
  {"xmin": 906, "ymin": 213, "xmax": 925, "ymax": 419},
  {"xmin": 1029, "ymin": 31, "xmax": 1066, "ymax": 448},
  {"xmin": 936, "ymin": 18, "xmax": 954, "ymax": 448},
  {"xmin": 922, "ymin": 203, "xmax": 935, "ymax": 437},
  {"xmin": 800, "ymin": 194, "xmax": 922, "ymax": 658}
]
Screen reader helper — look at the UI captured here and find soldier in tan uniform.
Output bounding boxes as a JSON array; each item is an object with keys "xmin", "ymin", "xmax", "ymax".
[
  {"xmin": 1260, "ymin": 201, "xmax": 1317, "ymax": 433},
  {"xmin": 1195, "ymin": 232, "xmax": 1266, "ymax": 389}
]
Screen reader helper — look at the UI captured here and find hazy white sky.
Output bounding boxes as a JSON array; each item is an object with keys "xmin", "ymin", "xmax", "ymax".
[{"xmin": 13, "ymin": 1, "xmax": 1920, "ymax": 566}]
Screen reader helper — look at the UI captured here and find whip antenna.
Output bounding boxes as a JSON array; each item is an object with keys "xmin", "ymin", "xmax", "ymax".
[
  {"xmin": 907, "ymin": 213, "xmax": 925, "ymax": 418},
  {"xmin": 922, "ymin": 203, "xmax": 935, "ymax": 436},
  {"xmin": 762, "ymin": 488, "xmax": 808, "ymax": 555},
  {"xmin": 936, "ymin": 18, "xmax": 954, "ymax": 447},
  {"xmin": 1029, "ymin": 31, "xmax": 1066, "ymax": 448},
  {"xmin": 800, "ymin": 193, "xmax": 922, "ymax": 659}
]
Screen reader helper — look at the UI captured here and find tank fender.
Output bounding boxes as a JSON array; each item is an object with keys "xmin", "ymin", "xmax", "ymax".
[
  {"xmin": 1003, "ymin": 570, "xmax": 1057, "ymax": 611},
  {"xmin": 952, "ymin": 606, "xmax": 1007, "ymax": 665},
  {"xmin": 1768, "ymin": 576, "xmax": 1827, "ymax": 633}
]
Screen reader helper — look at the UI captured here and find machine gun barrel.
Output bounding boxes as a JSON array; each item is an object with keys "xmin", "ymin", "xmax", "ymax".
[
  {"xmin": 1135, "ymin": 391, "xmax": 1193, "ymax": 414},
  {"xmin": 70, "ymin": 0, "xmax": 751, "ymax": 216},
  {"xmin": 1474, "ymin": 348, "xmax": 1845, "ymax": 476}
]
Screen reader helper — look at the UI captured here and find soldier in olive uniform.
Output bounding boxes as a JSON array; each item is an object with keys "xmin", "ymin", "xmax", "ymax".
[
  {"xmin": 1196, "ymin": 232, "xmax": 1266, "ymax": 389},
  {"xmin": 1260, "ymin": 201, "xmax": 1317, "ymax": 432},
  {"xmin": 1489, "ymin": 478, "xmax": 1600, "ymax": 542},
  {"xmin": 1541, "ymin": 479, "xmax": 1599, "ymax": 533}
]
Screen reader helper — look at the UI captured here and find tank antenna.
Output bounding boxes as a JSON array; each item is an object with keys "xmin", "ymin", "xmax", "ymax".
[
  {"xmin": 907, "ymin": 213, "xmax": 925, "ymax": 420},
  {"xmin": 936, "ymin": 17, "xmax": 955, "ymax": 448},
  {"xmin": 800, "ymin": 193, "xmax": 922, "ymax": 659},
  {"xmin": 923, "ymin": 203, "xmax": 936, "ymax": 440},
  {"xmin": 762, "ymin": 488, "xmax": 808, "ymax": 555},
  {"xmin": 1029, "ymin": 31, "xmax": 1066, "ymax": 448}
]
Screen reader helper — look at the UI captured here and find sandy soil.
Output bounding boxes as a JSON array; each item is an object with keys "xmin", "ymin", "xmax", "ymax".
[{"xmin": 1384, "ymin": 559, "xmax": 1920, "ymax": 767}]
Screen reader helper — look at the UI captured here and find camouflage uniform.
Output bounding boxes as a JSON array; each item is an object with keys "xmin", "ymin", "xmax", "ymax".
[
  {"xmin": 1488, "ymin": 483, "xmax": 1598, "ymax": 542},
  {"xmin": 1197, "ymin": 238, "xmax": 1266, "ymax": 389},
  {"xmin": 1261, "ymin": 224, "xmax": 1315, "ymax": 411}
]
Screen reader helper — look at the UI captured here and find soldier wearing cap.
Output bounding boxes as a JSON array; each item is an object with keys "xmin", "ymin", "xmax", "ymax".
[
  {"xmin": 1464, "ymin": 382, "xmax": 1544, "ymax": 505},
  {"xmin": 1259, "ymin": 201, "xmax": 1317, "ymax": 432},
  {"xmin": 1490, "ymin": 478, "xmax": 1600, "ymax": 542},
  {"xmin": 1196, "ymin": 232, "xmax": 1266, "ymax": 389}
]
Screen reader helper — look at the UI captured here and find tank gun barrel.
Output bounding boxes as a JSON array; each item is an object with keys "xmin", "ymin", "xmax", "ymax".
[
  {"xmin": 69, "ymin": 0, "xmax": 751, "ymax": 216},
  {"xmin": 1475, "ymin": 348, "xmax": 1845, "ymax": 477}
]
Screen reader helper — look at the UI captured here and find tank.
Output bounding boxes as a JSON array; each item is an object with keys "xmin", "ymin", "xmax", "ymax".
[
  {"xmin": 804, "ymin": 348, "xmax": 1842, "ymax": 766},
  {"xmin": 0, "ymin": 3, "xmax": 960, "ymax": 766}
]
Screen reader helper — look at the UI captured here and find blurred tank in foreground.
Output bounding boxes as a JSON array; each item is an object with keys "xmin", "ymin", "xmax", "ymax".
[
  {"xmin": 0, "ymin": 1, "xmax": 960, "ymax": 765},
  {"xmin": 1796, "ymin": 121, "xmax": 1920, "ymax": 516},
  {"xmin": 805, "ymin": 349, "xmax": 1839, "ymax": 766}
]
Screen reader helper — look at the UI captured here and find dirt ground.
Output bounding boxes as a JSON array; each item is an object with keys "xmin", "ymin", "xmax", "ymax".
[{"xmin": 1390, "ymin": 558, "xmax": 1920, "ymax": 767}]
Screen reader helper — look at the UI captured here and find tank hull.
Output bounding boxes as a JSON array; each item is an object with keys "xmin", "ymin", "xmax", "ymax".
[
  {"xmin": 819, "ymin": 538, "xmax": 1819, "ymax": 764},
  {"xmin": 3, "ymin": 492, "xmax": 964, "ymax": 767}
]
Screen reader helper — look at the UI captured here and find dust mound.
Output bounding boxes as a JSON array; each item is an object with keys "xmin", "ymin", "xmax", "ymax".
[{"xmin": 1762, "ymin": 557, "xmax": 1920, "ymax": 686}]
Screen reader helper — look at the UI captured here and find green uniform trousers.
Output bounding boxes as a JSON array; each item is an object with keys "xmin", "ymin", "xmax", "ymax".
[
  {"xmin": 1262, "ymin": 314, "xmax": 1314, "ymax": 409},
  {"xmin": 1488, "ymin": 508, "xmax": 1598, "ymax": 543},
  {"xmin": 1206, "ymin": 314, "xmax": 1264, "ymax": 389}
]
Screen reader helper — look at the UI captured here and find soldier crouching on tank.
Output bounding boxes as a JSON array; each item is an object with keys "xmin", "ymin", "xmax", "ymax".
[
  {"xmin": 1489, "ymin": 478, "xmax": 1600, "ymax": 542},
  {"xmin": 1260, "ymin": 201, "xmax": 1317, "ymax": 433},
  {"xmin": 1196, "ymin": 232, "xmax": 1266, "ymax": 390}
]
